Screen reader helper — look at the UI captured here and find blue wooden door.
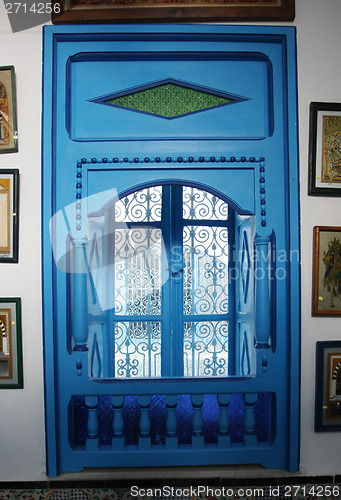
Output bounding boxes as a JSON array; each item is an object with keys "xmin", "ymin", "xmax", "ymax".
[{"xmin": 42, "ymin": 25, "xmax": 300, "ymax": 476}]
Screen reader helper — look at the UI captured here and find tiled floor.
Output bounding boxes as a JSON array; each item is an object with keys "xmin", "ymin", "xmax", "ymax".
[{"xmin": 0, "ymin": 484, "xmax": 340, "ymax": 500}]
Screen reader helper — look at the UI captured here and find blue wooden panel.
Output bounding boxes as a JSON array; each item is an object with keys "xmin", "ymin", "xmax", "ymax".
[
  {"xmin": 68, "ymin": 52, "xmax": 272, "ymax": 141},
  {"xmin": 42, "ymin": 24, "xmax": 300, "ymax": 476},
  {"xmin": 86, "ymin": 166, "xmax": 255, "ymax": 215}
]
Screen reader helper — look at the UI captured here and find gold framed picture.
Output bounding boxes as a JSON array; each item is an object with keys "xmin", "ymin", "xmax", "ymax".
[
  {"xmin": 0, "ymin": 66, "xmax": 18, "ymax": 154},
  {"xmin": 52, "ymin": 0, "xmax": 295, "ymax": 24},
  {"xmin": 312, "ymin": 226, "xmax": 341, "ymax": 316}
]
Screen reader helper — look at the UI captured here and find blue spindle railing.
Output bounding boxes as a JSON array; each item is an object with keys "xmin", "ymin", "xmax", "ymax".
[
  {"xmin": 138, "ymin": 395, "xmax": 151, "ymax": 449},
  {"xmin": 73, "ymin": 391, "xmax": 271, "ymax": 454},
  {"xmin": 244, "ymin": 393, "xmax": 258, "ymax": 446},
  {"xmin": 165, "ymin": 395, "xmax": 178, "ymax": 449},
  {"xmin": 112, "ymin": 395, "xmax": 125, "ymax": 450},
  {"xmin": 217, "ymin": 393, "xmax": 231, "ymax": 447},
  {"xmin": 191, "ymin": 394, "xmax": 204, "ymax": 448},
  {"xmin": 85, "ymin": 396, "xmax": 99, "ymax": 450}
]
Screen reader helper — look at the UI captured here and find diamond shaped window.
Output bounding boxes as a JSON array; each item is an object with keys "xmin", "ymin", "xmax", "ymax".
[{"xmin": 91, "ymin": 79, "xmax": 247, "ymax": 119}]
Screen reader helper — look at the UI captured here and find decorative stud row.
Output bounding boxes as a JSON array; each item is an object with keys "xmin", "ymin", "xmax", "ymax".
[
  {"xmin": 75, "ymin": 155, "xmax": 267, "ymax": 228},
  {"xmin": 75, "ymin": 161, "xmax": 83, "ymax": 232},
  {"xmin": 78, "ymin": 156, "xmax": 264, "ymax": 165},
  {"xmin": 258, "ymin": 158, "xmax": 267, "ymax": 227}
]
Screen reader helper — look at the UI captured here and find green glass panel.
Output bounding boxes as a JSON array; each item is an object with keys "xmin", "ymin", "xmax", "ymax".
[{"xmin": 105, "ymin": 83, "xmax": 233, "ymax": 118}]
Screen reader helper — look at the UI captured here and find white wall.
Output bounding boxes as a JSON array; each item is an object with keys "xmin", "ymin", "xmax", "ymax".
[
  {"xmin": 296, "ymin": 0, "xmax": 341, "ymax": 477},
  {"xmin": 0, "ymin": 0, "xmax": 340, "ymax": 481},
  {"xmin": 0, "ymin": 7, "xmax": 46, "ymax": 481}
]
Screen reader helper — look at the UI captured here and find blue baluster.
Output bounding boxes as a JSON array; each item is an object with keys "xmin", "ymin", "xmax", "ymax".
[
  {"xmin": 165, "ymin": 395, "xmax": 178, "ymax": 449},
  {"xmin": 254, "ymin": 235, "xmax": 271, "ymax": 348},
  {"xmin": 85, "ymin": 396, "xmax": 99, "ymax": 450},
  {"xmin": 138, "ymin": 395, "xmax": 151, "ymax": 449},
  {"xmin": 72, "ymin": 237, "xmax": 89, "ymax": 351},
  {"xmin": 111, "ymin": 395, "xmax": 125, "ymax": 450},
  {"xmin": 217, "ymin": 393, "xmax": 231, "ymax": 447},
  {"xmin": 191, "ymin": 394, "xmax": 204, "ymax": 449},
  {"xmin": 244, "ymin": 393, "xmax": 258, "ymax": 446}
]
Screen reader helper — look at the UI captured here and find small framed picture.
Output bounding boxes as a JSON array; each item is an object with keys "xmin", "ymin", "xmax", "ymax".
[
  {"xmin": 0, "ymin": 298, "xmax": 23, "ymax": 389},
  {"xmin": 315, "ymin": 341, "xmax": 341, "ymax": 432},
  {"xmin": 0, "ymin": 169, "xmax": 19, "ymax": 263},
  {"xmin": 0, "ymin": 66, "xmax": 18, "ymax": 154},
  {"xmin": 52, "ymin": 0, "xmax": 295, "ymax": 24},
  {"xmin": 308, "ymin": 102, "xmax": 341, "ymax": 196},
  {"xmin": 312, "ymin": 226, "xmax": 341, "ymax": 316}
]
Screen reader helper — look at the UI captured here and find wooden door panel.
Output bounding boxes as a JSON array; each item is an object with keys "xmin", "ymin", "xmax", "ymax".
[
  {"xmin": 42, "ymin": 25, "xmax": 300, "ymax": 475},
  {"xmin": 68, "ymin": 52, "xmax": 272, "ymax": 141}
]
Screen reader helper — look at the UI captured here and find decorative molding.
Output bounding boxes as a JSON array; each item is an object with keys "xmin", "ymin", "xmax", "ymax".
[
  {"xmin": 75, "ymin": 161, "xmax": 83, "ymax": 232},
  {"xmin": 77, "ymin": 156, "xmax": 267, "ymax": 225},
  {"xmin": 79, "ymin": 155, "xmax": 263, "ymax": 165},
  {"xmin": 258, "ymin": 157, "xmax": 267, "ymax": 227}
]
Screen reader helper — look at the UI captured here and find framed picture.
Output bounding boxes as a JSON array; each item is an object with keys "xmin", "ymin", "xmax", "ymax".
[
  {"xmin": 0, "ymin": 169, "xmax": 19, "ymax": 263},
  {"xmin": 312, "ymin": 226, "xmax": 341, "ymax": 316},
  {"xmin": 315, "ymin": 341, "xmax": 341, "ymax": 432},
  {"xmin": 0, "ymin": 66, "xmax": 18, "ymax": 154},
  {"xmin": 0, "ymin": 298, "xmax": 23, "ymax": 389},
  {"xmin": 308, "ymin": 102, "xmax": 341, "ymax": 196},
  {"xmin": 52, "ymin": 0, "xmax": 295, "ymax": 24}
]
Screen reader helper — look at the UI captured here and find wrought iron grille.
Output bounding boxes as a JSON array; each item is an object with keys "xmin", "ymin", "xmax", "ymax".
[{"xmin": 88, "ymin": 184, "xmax": 234, "ymax": 379}]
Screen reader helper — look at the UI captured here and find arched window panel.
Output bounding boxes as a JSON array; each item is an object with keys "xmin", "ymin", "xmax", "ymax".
[{"xmin": 86, "ymin": 183, "xmax": 242, "ymax": 379}]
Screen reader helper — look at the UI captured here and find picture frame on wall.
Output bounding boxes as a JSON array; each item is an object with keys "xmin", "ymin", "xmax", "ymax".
[
  {"xmin": 315, "ymin": 341, "xmax": 341, "ymax": 432},
  {"xmin": 0, "ymin": 169, "xmax": 19, "ymax": 263},
  {"xmin": 308, "ymin": 102, "xmax": 341, "ymax": 196},
  {"xmin": 0, "ymin": 66, "xmax": 18, "ymax": 154},
  {"xmin": 312, "ymin": 226, "xmax": 341, "ymax": 316},
  {"xmin": 52, "ymin": 0, "xmax": 295, "ymax": 24},
  {"xmin": 0, "ymin": 298, "xmax": 23, "ymax": 389}
]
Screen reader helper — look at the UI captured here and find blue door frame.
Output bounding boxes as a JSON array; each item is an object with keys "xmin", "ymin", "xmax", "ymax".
[{"xmin": 42, "ymin": 24, "xmax": 300, "ymax": 476}]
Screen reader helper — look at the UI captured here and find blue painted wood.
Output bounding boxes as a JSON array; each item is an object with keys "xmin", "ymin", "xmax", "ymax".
[
  {"xmin": 165, "ymin": 395, "xmax": 178, "ymax": 436},
  {"xmin": 165, "ymin": 394, "xmax": 178, "ymax": 449},
  {"xmin": 217, "ymin": 393, "xmax": 231, "ymax": 448},
  {"xmin": 191, "ymin": 394, "xmax": 204, "ymax": 449},
  {"xmin": 244, "ymin": 393, "xmax": 258, "ymax": 447},
  {"xmin": 112, "ymin": 395, "xmax": 124, "ymax": 437},
  {"xmin": 68, "ymin": 53, "xmax": 271, "ymax": 142},
  {"xmin": 138, "ymin": 395, "xmax": 151, "ymax": 449},
  {"xmin": 72, "ymin": 238, "xmax": 89, "ymax": 352},
  {"xmin": 85, "ymin": 396, "xmax": 99, "ymax": 450},
  {"xmin": 42, "ymin": 24, "xmax": 300, "ymax": 475},
  {"xmin": 111, "ymin": 395, "xmax": 125, "ymax": 450},
  {"xmin": 217, "ymin": 393, "xmax": 230, "ymax": 436},
  {"xmin": 254, "ymin": 235, "xmax": 271, "ymax": 349}
]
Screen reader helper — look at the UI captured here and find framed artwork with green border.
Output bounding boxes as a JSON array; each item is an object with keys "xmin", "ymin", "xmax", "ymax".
[
  {"xmin": 0, "ymin": 66, "xmax": 18, "ymax": 154},
  {"xmin": 52, "ymin": 0, "xmax": 295, "ymax": 24},
  {"xmin": 308, "ymin": 102, "xmax": 341, "ymax": 196},
  {"xmin": 0, "ymin": 298, "xmax": 23, "ymax": 389},
  {"xmin": 0, "ymin": 169, "xmax": 19, "ymax": 263},
  {"xmin": 315, "ymin": 341, "xmax": 341, "ymax": 432}
]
